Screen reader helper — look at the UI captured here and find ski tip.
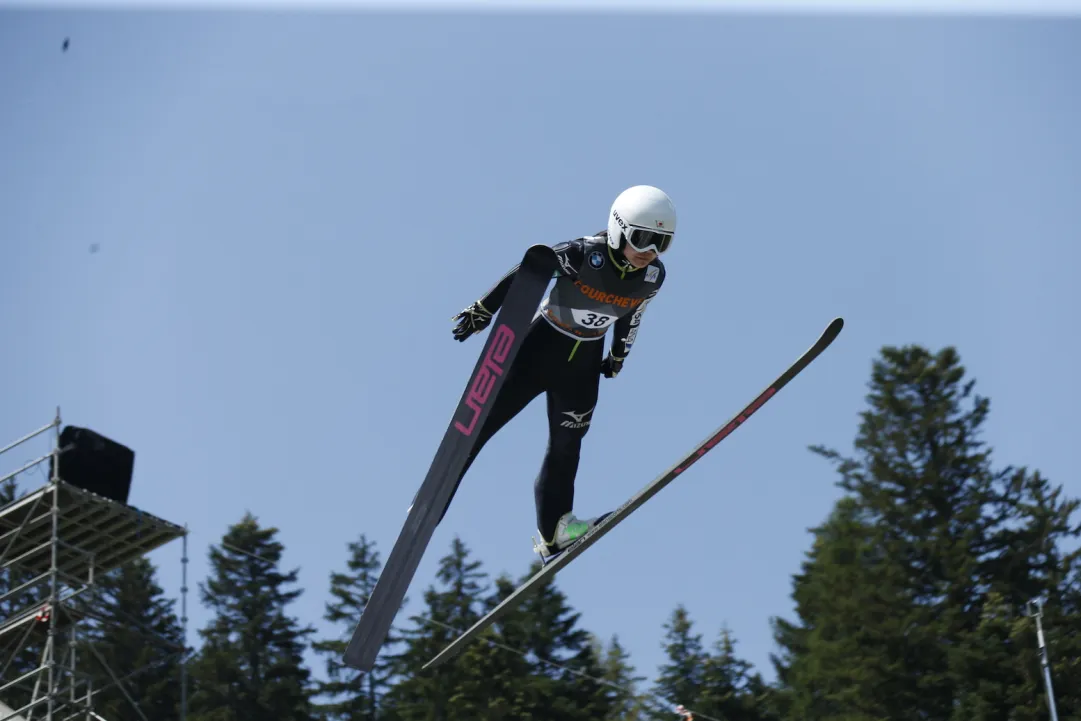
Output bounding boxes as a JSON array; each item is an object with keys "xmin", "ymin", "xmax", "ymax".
[
  {"xmin": 823, "ymin": 317, "xmax": 844, "ymax": 341},
  {"xmin": 522, "ymin": 243, "xmax": 560, "ymax": 271}
]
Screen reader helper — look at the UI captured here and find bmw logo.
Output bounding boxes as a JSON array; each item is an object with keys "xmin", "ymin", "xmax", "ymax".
[{"xmin": 588, "ymin": 250, "xmax": 605, "ymax": 269}]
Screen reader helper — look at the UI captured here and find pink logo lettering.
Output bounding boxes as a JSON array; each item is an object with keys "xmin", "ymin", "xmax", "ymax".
[
  {"xmin": 672, "ymin": 386, "xmax": 777, "ymax": 474},
  {"xmin": 454, "ymin": 324, "xmax": 516, "ymax": 436}
]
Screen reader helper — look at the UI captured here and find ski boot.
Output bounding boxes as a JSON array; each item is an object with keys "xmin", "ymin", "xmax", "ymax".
[{"xmin": 532, "ymin": 511, "xmax": 608, "ymax": 564}]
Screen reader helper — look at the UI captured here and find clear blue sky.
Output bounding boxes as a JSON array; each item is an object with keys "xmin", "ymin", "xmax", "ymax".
[{"xmin": 2, "ymin": 6, "xmax": 1080, "ymax": 692}]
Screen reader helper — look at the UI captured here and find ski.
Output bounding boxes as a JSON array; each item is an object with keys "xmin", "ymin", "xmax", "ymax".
[
  {"xmin": 342, "ymin": 244, "xmax": 560, "ymax": 673},
  {"xmin": 422, "ymin": 316, "xmax": 845, "ymax": 671}
]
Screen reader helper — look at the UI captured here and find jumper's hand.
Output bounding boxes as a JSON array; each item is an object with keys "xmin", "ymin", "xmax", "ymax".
[
  {"xmin": 451, "ymin": 301, "xmax": 493, "ymax": 342},
  {"xmin": 601, "ymin": 353, "xmax": 625, "ymax": 378}
]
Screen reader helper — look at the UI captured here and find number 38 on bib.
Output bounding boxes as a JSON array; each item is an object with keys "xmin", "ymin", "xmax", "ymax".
[{"xmin": 571, "ymin": 309, "xmax": 617, "ymax": 329}]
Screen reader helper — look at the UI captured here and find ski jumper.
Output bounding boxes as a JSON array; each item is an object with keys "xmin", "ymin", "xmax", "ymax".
[{"xmin": 440, "ymin": 232, "xmax": 666, "ymax": 540}]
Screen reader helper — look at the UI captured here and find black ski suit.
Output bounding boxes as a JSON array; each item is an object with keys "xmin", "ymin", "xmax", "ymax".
[{"xmin": 444, "ymin": 232, "xmax": 666, "ymax": 540}]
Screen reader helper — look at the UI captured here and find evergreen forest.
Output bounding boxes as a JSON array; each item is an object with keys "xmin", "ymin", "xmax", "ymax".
[{"xmin": 2, "ymin": 343, "xmax": 1078, "ymax": 721}]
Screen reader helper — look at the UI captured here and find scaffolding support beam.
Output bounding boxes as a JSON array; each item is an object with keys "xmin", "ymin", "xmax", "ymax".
[{"xmin": 0, "ymin": 410, "xmax": 188, "ymax": 721}]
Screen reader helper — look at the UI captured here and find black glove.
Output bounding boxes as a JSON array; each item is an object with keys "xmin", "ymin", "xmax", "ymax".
[
  {"xmin": 451, "ymin": 301, "xmax": 493, "ymax": 342},
  {"xmin": 601, "ymin": 353, "xmax": 625, "ymax": 378}
]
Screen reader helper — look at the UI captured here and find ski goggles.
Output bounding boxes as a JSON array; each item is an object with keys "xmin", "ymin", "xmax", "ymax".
[{"xmin": 625, "ymin": 226, "xmax": 673, "ymax": 254}]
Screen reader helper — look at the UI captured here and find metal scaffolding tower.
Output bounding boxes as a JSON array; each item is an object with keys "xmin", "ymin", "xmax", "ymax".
[{"xmin": 0, "ymin": 410, "xmax": 188, "ymax": 721}]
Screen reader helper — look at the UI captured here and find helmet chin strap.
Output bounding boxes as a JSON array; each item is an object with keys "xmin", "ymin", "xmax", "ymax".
[
  {"xmin": 608, "ymin": 244, "xmax": 636, "ymax": 273},
  {"xmin": 599, "ymin": 229, "xmax": 643, "ymax": 273},
  {"xmin": 609, "ymin": 237, "xmax": 639, "ymax": 274}
]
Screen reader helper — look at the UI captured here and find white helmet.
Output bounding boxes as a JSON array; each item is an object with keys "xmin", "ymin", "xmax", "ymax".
[{"xmin": 606, "ymin": 185, "xmax": 676, "ymax": 255}]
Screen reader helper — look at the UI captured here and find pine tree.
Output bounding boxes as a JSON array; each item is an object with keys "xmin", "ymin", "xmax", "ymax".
[
  {"xmin": 312, "ymin": 533, "xmax": 401, "ymax": 721},
  {"xmin": 505, "ymin": 562, "xmax": 615, "ymax": 719},
  {"xmin": 447, "ymin": 571, "xmax": 540, "ymax": 720},
  {"xmin": 951, "ymin": 575, "xmax": 1081, "ymax": 721},
  {"xmin": 80, "ymin": 556, "xmax": 187, "ymax": 721},
  {"xmin": 951, "ymin": 590, "xmax": 1037, "ymax": 721},
  {"xmin": 697, "ymin": 627, "xmax": 773, "ymax": 721},
  {"xmin": 187, "ymin": 512, "xmax": 316, "ymax": 721},
  {"xmin": 382, "ymin": 540, "xmax": 617, "ymax": 720},
  {"xmin": 598, "ymin": 634, "xmax": 649, "ymax": 721},
  {"xmin": 769, "ymin": 497, "xmax": 918, "ymax": 720},
  {"xmin": 1046, "ymin": 566, "xmax": 1081, "ymax": 718},
  {"xmin": 651, "ymin": 605, "xmax": 706, "ymax": 717},
  {"xmin": 771, "ymin": 345, "xmax": 1081, "ymax": 720},
  {"xmin": 381, "ymin": 536, "xmax": 491, "ymax": 720},
  {"xmin": 561, "ymin": 629, "xmax": 617, "ymax": 721},
  {"xmin": 950, "ymin": 468, "xmax": 1081, "ymax": 721}
]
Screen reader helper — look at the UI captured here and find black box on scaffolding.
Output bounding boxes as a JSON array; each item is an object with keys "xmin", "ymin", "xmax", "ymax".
[{"xmin": 48, "ymin": 425, "xmax": 135, "ymax": 505}]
